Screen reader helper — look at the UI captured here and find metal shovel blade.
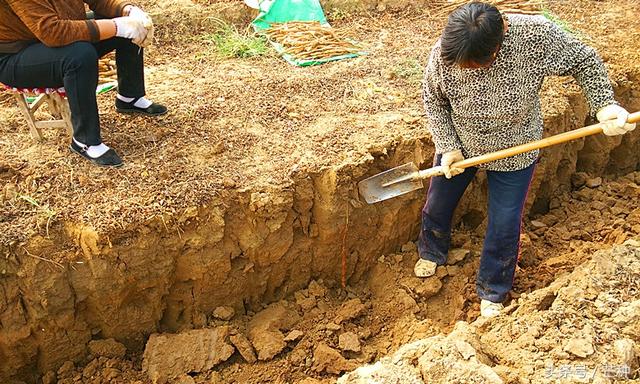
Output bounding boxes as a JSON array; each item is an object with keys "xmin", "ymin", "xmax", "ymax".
[{"xmin": 358, "ymin": 163, "xmax": 424, "ymax": 204}]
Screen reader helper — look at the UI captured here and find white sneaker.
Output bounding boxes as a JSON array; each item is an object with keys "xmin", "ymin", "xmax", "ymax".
[
  {"xmin": 414, "ymin": 258, "xmax": 437, "ymax": 278},
  {"xmin": 480, "ymin": 299, "xmax": 504, "ymax": 318}
]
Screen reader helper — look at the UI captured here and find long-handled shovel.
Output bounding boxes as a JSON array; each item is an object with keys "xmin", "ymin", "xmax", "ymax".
[{"xmin": 359, "ymin": 111, "xmax": 640, "ymax": 204}]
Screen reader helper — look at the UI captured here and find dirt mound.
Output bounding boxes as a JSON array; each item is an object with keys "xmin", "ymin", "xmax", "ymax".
[
  {"xmin": 339, "ymin": 241, "xmax": 640, "ymax": 383},
  {"xmin": 515, "ymin": 171, "xmax": 640, "ymax": 296}
]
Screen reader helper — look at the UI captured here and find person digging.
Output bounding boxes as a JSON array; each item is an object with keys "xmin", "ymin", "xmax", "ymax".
[
  {"xmin": 415, "ymin": 2, "xmax": 635, "ymax": 318},
  {"xmin": 0, "ymin": 0, "xmax": 167, "ymax": 167}
]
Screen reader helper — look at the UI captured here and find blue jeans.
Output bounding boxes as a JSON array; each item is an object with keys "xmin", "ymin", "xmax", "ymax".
[{"xmin": 417, "ymin": 155, "xmax": 536, "ymax": 303}]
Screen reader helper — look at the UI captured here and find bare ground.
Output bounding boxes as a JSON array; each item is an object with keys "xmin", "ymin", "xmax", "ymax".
[{"xmin": 2, "ymin": 0, "xmax": 639, "ymax": 251}]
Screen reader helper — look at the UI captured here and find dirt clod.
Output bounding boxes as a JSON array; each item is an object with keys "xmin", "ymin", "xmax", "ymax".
[
  {"xmin": 213, "ymin": 306, "xmax": 235, "ymax": 321},
  {"xmin": 57, "ymin": 361, "xmax": 74, "ymax": 378},
  {"xmin": 571, "ymin": 172, "xmax": 589, "ymax": 188},
  {"xmin": 42, "ymin": 371, "xmax": 56, "ymax": 384},
  {"xmin": 530, "ymin": 220, "xmax": 547, "ymax": 229},
  {"xmin": 249, "ymin": 302, "xmax": 301, "ymax": 332},
  {"xmin": 230, "ymin": 334, "xmax": 257, "ymax": 364},
  {"xmin": 249, "ymin": 328, "xmax": 287, "ymax": 361},
  {"xmin": 88, "ymin": 339, "xmax": 127, "ymax": 359},
  {"xmin": 586, "ymin": 177, "xmax": 603, "ymax": 188},
  {"xmin": 339, "ymin": 332, "xmax": 361, "ymax": 353},
  {"xmin": 402, "ymin": 274, "xmax": 444, "ymax": 300},
  {"xmin": 563, "ymin": 337, "xmax": 595, "ymax": 358},
  {"xmin": 142, "ymin": 327, "xmax": 235, "ymax": 383},
  {"xmin": 284, "ymin": 329, "xmax": 304, "ymax": 342},
  {"xmin": 2, "ymin": 183, "xmax": 16, "ymax": 201},
  {"xmin": 248, "ymin": 302, "xmax": 300, "ymax": 361},
  {"xmin": 447, "ymin": 248, "xmax": 470, "ymax": 265},
  {"xmin": 445, "ymin": 265, "xmax": 461, "ymax": 277},
  {"xmin": 308, "ymin": 280, "xmax": 327, "ymax": 298},
  {"xmin": 326, "ymin": 322, "xmax": 342, "ymax": 331},
  {"xmin": 335, "ymin": 299, "xmax": 366, "ymax": 324},
  {"xmin": 312, "ymin": 343, "xmax": 356, "ymax": 374},
  {"xmin": 297, "ymin": 296, "xmax": 317, "ymax": 311},
  {"xmin": 401, "ymin": 242, "xmax": 417, "ymax": 253},
  {"xmin": 613, "ymin": 339, "xmax": 636, "ymax": 368},
  {"xmin": 211, "ymin": 141, "xmax": 226, "ymax": 155}
]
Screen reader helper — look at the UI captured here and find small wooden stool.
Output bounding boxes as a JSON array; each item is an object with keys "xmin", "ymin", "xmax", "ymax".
[{"xmin": 1, "ymin": 85, "xmax": 73, "ymax": 141}]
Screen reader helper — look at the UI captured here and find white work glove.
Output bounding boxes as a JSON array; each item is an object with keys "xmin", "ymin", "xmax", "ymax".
[
  {"xmin": 597, "ymin": 104, "xmax": 636, "ymax": 136},
  {"xmin": 134, "ymin": 20, "xmax": 154, "ymax": 48},
  {"xmin": 126, "ymin": 6, "xmax": 154, "ymax": 48},
  {"xmin": 440, "ymin": 149, "xmax": 465, "ymax": 179},
  {"xmin": 113, "ymin": 16, "xmax": 148, "ymax": 44},
  {"xmin": 127, "ymin": 6, "xmax": 151, "ymax": 24},
  {"xmin": 244, "ymin": 0, "xmax": 275, "ymax": 11}
]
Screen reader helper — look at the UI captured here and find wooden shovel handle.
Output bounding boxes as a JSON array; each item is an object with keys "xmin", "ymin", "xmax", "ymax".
[{"xmin": 451, "ymin": 111, "xmax": 640, "ymax": 170}]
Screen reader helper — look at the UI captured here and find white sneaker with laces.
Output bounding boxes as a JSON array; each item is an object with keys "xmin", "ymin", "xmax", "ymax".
[
  {"xmin": 414, "ymin": 258, "xmax": 437, "ymax": 278},
  {"xmin": 480, "ymin": 299, "xmax": 504, "ymax": 318}
]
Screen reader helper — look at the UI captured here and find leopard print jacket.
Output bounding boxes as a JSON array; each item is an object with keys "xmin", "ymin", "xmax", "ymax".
[{"xmin": 423, "ymin": 14, "xmax": 616, "ymax": 171}]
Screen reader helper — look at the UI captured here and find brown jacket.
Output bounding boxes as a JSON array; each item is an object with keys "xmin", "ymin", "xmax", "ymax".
[{"xmin": 0, "ymin": 0, "xmax": 131, "ymax": 53}]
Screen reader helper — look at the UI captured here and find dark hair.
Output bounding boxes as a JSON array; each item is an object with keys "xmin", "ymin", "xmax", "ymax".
[{"xmin": 440, "ymin": 2, "xmax": 504, "ymax": 67}]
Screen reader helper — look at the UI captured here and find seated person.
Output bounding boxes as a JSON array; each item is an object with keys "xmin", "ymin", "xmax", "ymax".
[{"xmin": 0, "ymin": 0, "xmax": 167, "ymax": 167}]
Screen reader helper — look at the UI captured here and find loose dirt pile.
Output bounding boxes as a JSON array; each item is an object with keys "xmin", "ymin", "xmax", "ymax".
[
  {"xmin": 516, "ymin": 171, "xmax": 640, "ymax": 294},
  {"xmin": 339, "ymin": 242, "xmax": 640, "ymax": 384}
]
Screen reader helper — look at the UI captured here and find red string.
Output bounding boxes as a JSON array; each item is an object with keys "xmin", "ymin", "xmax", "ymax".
[{"xmin": 341, "ymin": 204, "xmax": 349, "ymax": 288}]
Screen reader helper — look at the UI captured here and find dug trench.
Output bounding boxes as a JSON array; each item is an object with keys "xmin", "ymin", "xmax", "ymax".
[
  {"xmin": 2, "ymin": 1, "xmax": 640, "ymax": 383},
  {"xmin": 4, "ymin": 81, "xmax": 640, "ymax": 384}
]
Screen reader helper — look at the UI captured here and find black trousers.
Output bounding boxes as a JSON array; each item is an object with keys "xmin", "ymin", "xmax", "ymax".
[{"xmin": 0, "ymin": 38, "xmax": 145, "ymax": 145}]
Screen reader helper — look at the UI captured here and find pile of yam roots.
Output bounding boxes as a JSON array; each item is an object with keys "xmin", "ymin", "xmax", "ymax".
[
  {"xmin": 98, "ymin": 55, "xmax": 117, "ymax": 84},
  {"xmin": 265, "ymin": 21, "xmax": 362, "ymax": 61},
  {"xmin": 263, "ymin": 0, "xmax": 543, "ymax": 61},
  {"xmin": 435, "ymin": 0, "xmax": 544, "ymax": 16}
]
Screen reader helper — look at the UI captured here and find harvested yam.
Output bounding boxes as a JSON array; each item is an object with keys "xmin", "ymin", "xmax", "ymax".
[
  {"xmin": 434, "ymin": 0, "xmax": 545, "ymax": 17},
  {"xmin": 265, "ymin": 21, "xmax": 362, "ymax": 61},
  {"xmin": 98, "ymin": 54, "xmax": 117, "ymax": 84}
]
